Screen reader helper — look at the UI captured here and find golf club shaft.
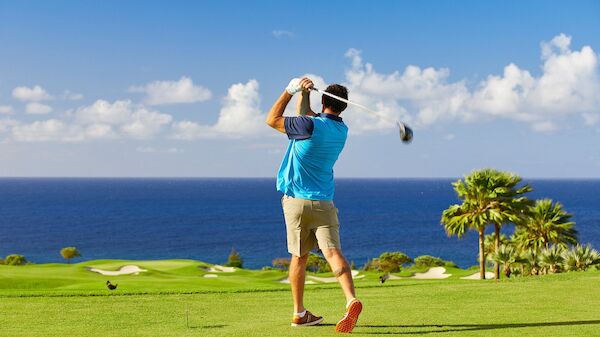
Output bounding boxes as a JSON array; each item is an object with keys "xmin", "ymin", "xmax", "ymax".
[{"xmin": 311, "ymin": 87, "xmax": 397, "ymax": 125}]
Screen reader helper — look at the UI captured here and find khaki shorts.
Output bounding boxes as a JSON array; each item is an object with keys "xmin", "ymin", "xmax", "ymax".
[{"xmin": 281, "ymin": 195, "xmax": 341, "ymax": 257}]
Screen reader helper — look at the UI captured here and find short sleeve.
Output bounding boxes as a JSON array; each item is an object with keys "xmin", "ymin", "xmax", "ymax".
[{"xmin": 284, "ymin": 116, "xmax": 314, "ymax": 140}]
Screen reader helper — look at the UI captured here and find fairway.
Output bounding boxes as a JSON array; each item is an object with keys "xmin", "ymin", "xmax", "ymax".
[{"xmin": 1, "ymin": 262, "xmax": 599, "ymax": 337}]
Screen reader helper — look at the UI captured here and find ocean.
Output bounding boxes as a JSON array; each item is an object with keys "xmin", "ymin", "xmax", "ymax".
[{"xmin": 1, "ymin": 178, "xmax": 598, "ymax": 269}]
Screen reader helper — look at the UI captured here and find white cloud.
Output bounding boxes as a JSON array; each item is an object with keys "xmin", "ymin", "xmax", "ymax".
[
  {"xmin": 0, "ymin": 105, "xmax": 13, "ymax": 114},
  {"xmin": 2, "ymin": 34, "xmax": 598, "ymax": 143},
  {"xmin": 136, "ymin": 146, "xmax": 184, "ymax": 154},
  {"xmin": 272, "ymin": 30, "xmax": 294, "ymax": 39},
  {"xmin": 25, "ymin": 102, "xmax": 53, "ymax": 115},
  {"xmin": 468, "ymin": 63, "xmax": 534, "ymax": 118},
  {"xmin": 342, "ymin": 48, "xmax": 468, "ymax": 132},
  {"xmin": 11, "ymin": 119, "xmax": 81, "ymax": 142},
  {"xmin": 12, "ymin": 85, "xmax": 52, "ymax": 101},
  {"xmin": 62, "ymin": 90, "xmax": 84, "ymax": 100},
  {"xmin": 9, "ymin": 119, "xmax": 118, "ymax": 143},
  {"xmin": 75, "ymin": 99, "xmax": 172, "ymax": 139},
  {"xmin": 444, "ymin": 133, "xmax": 456, "ymax": 140},
  {"xmin": 532, "ymin": 121, "xmax": 558, "ymax": 133},
  {"xmin": 83, "ymin": 123, "xmax": 117, "ymax": 140},
  {"xmin": 120, "ymin": 108, "xmax": 173, "ymax": 139},
  {"xmin": 171, "ymin": 79, "xmax": 266, "ymax": 140},
  {"xmin": 76, "ymin": 99, "xmax": 133, "ymax": 125},
  {"xmin": 0, "ymin": 118, "xmax": 19, "ymax": 133},
  {"xmin": 6, "ymin": 100, "xmax": 172, "ymax": 142},
  {"xmin": 213, "ymin": 79, "xmax": 263, "ymax": 136},
  {"xmin": 340, "ymin": 34, "xmax": 600, "ymax": 133},
  {"xmin": 529, "ymin": 34, "xmax": 599, "ymax": 112},
  {"xmin": 170, "ymin": 120, "xmax": 215, "ymax": 140},
  {"xmin": 582, "ymin": 113, "xmax": 600, "ymax": 126},
  {"xmin": 130, "ymin": 76, "xmax": 212, "ymax": 105}
]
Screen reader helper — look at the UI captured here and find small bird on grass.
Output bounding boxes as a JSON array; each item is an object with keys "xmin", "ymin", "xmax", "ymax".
[
  {"xmin": 379, "ymin": 273, "xmax": 389, "ymax": 284},
  {"xmin": 106, "ymin": 280, "xmax": 118, "ymax": 290}
]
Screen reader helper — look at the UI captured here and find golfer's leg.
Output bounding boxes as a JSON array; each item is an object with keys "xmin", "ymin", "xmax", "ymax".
[
  {"xmin": 289, "ymin": 254, "xmax": 309, "ymax": 313},
  {"xmin": 322, "ymin": 248, "xmax": 356, "ymax": 302}
]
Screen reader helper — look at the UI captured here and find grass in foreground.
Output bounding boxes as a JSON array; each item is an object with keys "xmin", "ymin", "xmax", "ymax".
[{"xmin": 0, "ymin": 260, "xmax": 599, "ymax": 336}]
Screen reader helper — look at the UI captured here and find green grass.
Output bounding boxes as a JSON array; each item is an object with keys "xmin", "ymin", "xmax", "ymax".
[{"xmin": 1, "ymin": 260, "xmax": 599, "ymax": 336}]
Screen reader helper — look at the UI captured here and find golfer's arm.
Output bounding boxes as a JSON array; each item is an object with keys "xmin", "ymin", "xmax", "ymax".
[
  {"xmin": 297, "ymin": 91, "xmax": 316, "ymax": 116},
  {"xmin": 265, "ymin": 90, "xmax": 291, "ymax": 134}
]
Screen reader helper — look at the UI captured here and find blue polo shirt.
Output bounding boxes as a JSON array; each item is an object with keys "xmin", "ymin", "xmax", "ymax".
[{"xmin": 276, "ymin": 113, "xmax": 348, "ymax": 200}]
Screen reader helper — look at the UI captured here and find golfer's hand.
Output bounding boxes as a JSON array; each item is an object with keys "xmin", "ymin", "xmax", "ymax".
[
  {"xmin": 286, "ymin": 78, "xmax": 302, "ymax": 95},
  {"xmin": 299, "ymin": 77, "xmax": 314, "ymax": 92}
]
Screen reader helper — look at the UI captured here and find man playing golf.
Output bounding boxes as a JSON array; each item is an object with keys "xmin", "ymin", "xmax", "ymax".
[{"xmin": 266, "ymin": 77, "xmax": 362, "ymax": 333}]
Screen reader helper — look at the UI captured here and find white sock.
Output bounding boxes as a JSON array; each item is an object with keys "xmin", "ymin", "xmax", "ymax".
[
  {"xmin": 295, "ymin": 310, "xmax": 306, "ymax": 317},
  {"xmin": 346, "ymin": 298, "xmax": 357, "ymax": 309}
]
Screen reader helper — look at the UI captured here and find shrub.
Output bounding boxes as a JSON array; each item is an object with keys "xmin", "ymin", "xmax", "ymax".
[
  {"xmin": 225, "ymin": 248, "xmax": 243, "ymax": 268},
  {"xmin": 60, "ymin": 247, "xmax": 81, "ymax": 264},
  {"xmin": 306, "ymin": 252, "xmax": 330, "ymax": 273},
  {"xmin": 563, "ymin": 244, "xmax": 600, "ymax": 272},
  {"xmin": 444, "ymin": 261, "xmax": 458, "ymax": 268},
  {"xmin": 520, "ymin": 248, "xmax": 541, "ymax": 276},
  {"xmin": 272, "ymin": 257, "xmax": 291, "ymax": 271},
  {"xmin": 414, "ymin": 255, "xmax": 445, "ymax": 268},
  {"xmin": 4, "ymin": 254, "xmax": 27, "ymax": 266},
  {"xmin": 379, "ymin": 252, "xmax": 412, "ymax": 273},
  {"xmin": 490, "ymin": 244, "xmax": 520, "ymax": 278},
  {"xmin": 539, "ymin": 245, "xmax": 565, "ymax": 274},
  {"xmin": 362, "ymin": 258, "xmax": 380, "ymax": 271},
  {"xmin": 363, "ymin": 252, "xmax": 413, "ymax": 272}
]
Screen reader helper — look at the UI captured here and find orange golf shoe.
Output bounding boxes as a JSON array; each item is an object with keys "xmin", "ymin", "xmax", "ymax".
[{"xmin": 335, "ymin": 299, "xmax": 362, "ymax": 333}]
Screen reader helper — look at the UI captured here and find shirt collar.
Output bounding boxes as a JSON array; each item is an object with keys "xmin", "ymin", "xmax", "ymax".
[{"xmin": 318, "ymin": 113, "xmax": 343, "ymax": 122}]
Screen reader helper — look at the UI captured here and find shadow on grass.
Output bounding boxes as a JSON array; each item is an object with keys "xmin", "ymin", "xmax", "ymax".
[
  {"xmin": 188, "ymin": 324, "xmax": 227, "ymax": 329},
  {"xmin": 357, "ymin": 320, "xmax": 600, "ymax": 335}
]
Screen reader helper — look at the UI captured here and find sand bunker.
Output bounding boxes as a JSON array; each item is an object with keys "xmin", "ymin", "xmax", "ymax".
[
  {"xmin": 88, "ymin": 265, "xmax": 147, "ymax": 276},
  {"xmin": 279, "ymin": 270, "xmax": 364, "ymax": 284},
  {"xmin": 307, "ymin": 270, "xmax": 365, "ymax": 283},
  {"xmin": 386, "ymin": 274, "xmax": 403, "ymax": 280},
  {"xmin": 461, "ymin": 271, "xmax": 495, "ymax": 280},
  {"xmin": 379, "ymin": 267, "xmax": 451, "ymax": 281},
  {"xmin": 203, "ymin": 274, "xmax": 219, "ymax": 278},
  {"xmin": 205, "ymin": 265, "xmax": 236, "ymax": 273},
  {"xmin": 411, "ymin": 267, "xmax": 451, "ymax": 279},
  {"xmin": 279, "ymin": 278, "xmax": 317, "ymax": 284}
]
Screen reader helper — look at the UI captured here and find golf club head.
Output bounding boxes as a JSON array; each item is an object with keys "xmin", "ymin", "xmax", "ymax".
[{"xmin": 397, "ymin": 122, "xmax": 413, "ymax": 143}]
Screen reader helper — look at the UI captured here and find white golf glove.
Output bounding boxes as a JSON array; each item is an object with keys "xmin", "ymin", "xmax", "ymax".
[{"xmin": 286, "ymin": 78, "xmax": 302, "ymax": 95}]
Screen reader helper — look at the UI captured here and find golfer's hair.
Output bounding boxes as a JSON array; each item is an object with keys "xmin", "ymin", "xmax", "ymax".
[{"xmin": 323, "ymin": 84, "xmax": 348, "ymax": 114}]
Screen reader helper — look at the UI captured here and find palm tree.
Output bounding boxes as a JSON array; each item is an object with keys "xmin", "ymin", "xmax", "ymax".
[
  {"xmin": 539, "ymin": 245, "xmax": 565, "ymax": 274},
  {"xmin": 520, "ymin": 248, "xmax": 541, "ymax": 276},
  {"xmin": 484, "ymin": 233, "xmax": 509, "ymax": 258},
  {"xmin": 441, "ymin": 169, "xmax": 532, "ymax": 280},
  {"xmin": 513, "ymin": 199, "xmax": 577, "ymax": 251},
  {"xmin": 563, "ymin": 244, "xmax": 600, "ymax": 272},
  {"xmin": 490, "ymin": 244, "xmax": 520, "ymax": 278}
]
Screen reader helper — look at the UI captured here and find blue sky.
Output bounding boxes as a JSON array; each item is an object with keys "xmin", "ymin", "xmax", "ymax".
[{"xmin": 0, "ymin": 0, "xmax": 599, "ymax": 177}]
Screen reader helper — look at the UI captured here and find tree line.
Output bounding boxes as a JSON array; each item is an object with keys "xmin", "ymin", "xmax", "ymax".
[{"xmin": 441, "ymin": 168, "xmax": 599, "ymax": 279}]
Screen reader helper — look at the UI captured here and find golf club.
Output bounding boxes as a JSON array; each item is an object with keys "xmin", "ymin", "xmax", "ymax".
[{"xmin": 311, "ymin": 87, "xmax": 413, "ymax": 143}]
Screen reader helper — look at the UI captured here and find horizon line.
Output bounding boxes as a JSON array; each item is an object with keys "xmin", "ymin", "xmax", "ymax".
[{"xmin": 1, "ymin": 176, "xmax": 599, "ymax": 180}]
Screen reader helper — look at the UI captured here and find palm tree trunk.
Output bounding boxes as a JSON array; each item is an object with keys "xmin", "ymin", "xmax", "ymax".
[
  {"xmin": 479, "ymin": 229, "xmax": 486, "ymax": 280},
  {"xmin": 494, "ymin": 224, "xmax": 500, "ymax": 280}
]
